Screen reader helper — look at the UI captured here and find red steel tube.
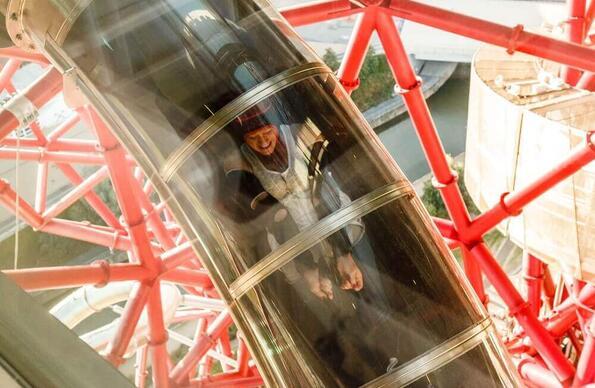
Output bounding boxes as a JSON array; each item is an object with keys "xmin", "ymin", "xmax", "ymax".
[
  {"xmin": 55, "ymin": 163, "xmax": 123, "ymax": 231},
  {"xmin": 0, "ymin": 59, "xmax": 21, "ymax": 90},
  {"xmin": 0, "ymin": 68, "xmax": 62, "ymax": 142},
  {"xmin": 130, "ymin": 177, "xmax": 176, "ymax": 251},
  {"xmin": 576, "ymin": 71, "xmax": 595, "ymax": 91},
  {"xmin": 523, "ymin": 252, "xmax": 545, "ymax": 317},
  {"xmin": 0, "ymin": 148, "xmax": 106, "ymax": 164},
  {"xmin": 432, "ymin": 217, "xmax": 459, "ymax": 240},
  {"xmin": 42, "ymin": 167, "xmax": 109, "ymax": 220},
  {"xmin": 585, "ymin": 0, "xmax": 595, "ymax": 31},
  {"xmin": 191, "ymin": 375, "xmax": 263, "ymax": 387},
  {"xmin": 337, "ymin": 7, "xmax": 377, "ymax": 93},
  {"xmin": 135, "ymin": 345, "xmax": 149, "ymax": 388},
  {"xmin": 280, "ymin": 0, "xmax": 360, "ymax": 27},
  {"xmin": 236, "ymin": 339, "xmax": 251, "ymax": 377},
  {"xmin": 106, "ymin": 282, "xmax": 153, "ymax": 365},
  {"xmin": 548, "ymin": 285, "xmax": 595, "ymax": 337},
  {"xmin": 146, "ymin": 283, "xmax": 171, "ymax": 388},
  {"xmin": 376, "ymin": 9, "xmax": 472, "ymax": 232},
  {"xmin": 34, "ymin": 161, "xmax": 48, "ymax": 213},
  {"xmin": 387, "ymin": 0, "xmax": 595, "ymax": 73},
  {"xmin": 84, "ymin": 107, "xmax": 162, "ymax": 274},
  {"xmin": 516, "ymin": 357, "xmax": 564, "ymax": 388},
  {"xmin": 544, "ymin": 266, "xmax": 556, "ymax": 310},
  {"xmin": 461, "ymin": 246, "xmax": 487, "ymax": 304},
  {"xmin": 161, "ymin": 241, "xmax": 197, "ymax": 271},
  {"xmin": 573, "ymin": 318, "xmax": 595, "ymax": 386},
  {"xmin": 0, "ymin": 47, "xmax": 49, "ymax": 64},
  {"xmin": 514, "ymin": 285, "xmax": 595, "ymax": 349},
  {"xmin": 46, "ymin": 139, "xmax": 98, "ymax": 153},
  {"xmin": 46, "ymin": 114, "xmax": 80, "ymax": 142},
  {"xmin": 561, "ymin": 0, "xmax": 587, "ymax": 84},
  {"xmin": 170, "ymin": 311, "xmax": 233, "ymax": 383},
  {"xmin": 471, "ymin": 243, "xmax": 575, "ymax": 382},
  {"xmin": 0, "ymin": 137, "xmax": 42, "ymax": 147},
  {"xmin": 467, "ymin": 136, "xmax": 595, "ymax": 242},
  {"xmin": 41, "ymin": 219, "xmax": 137, "ymax": 252},
  {"xmin": 219, "ymin": 331, "xmax": 233, "ymax": 372},
  {"xmin": 160, "ymin": 268, "xmax": 213, "ymax": 289},
  {"xmin": 0, "ymin": 179, "xmax": 43, "ymax": 228},
  {"xmin": 3, "ymin": 263, "xmax": 153, "ymax": 291}
]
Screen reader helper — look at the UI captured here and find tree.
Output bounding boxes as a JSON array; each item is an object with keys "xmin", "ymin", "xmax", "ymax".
[
  {"xmin": 421, "ymin": 161, "xmax": 479, "ymax": 219},
  {"xmin": 322, "ymin": 48, "xmax": 340, "ymax": 71},
  {"xmin": 322, "ymin": 47, "xmax": 395, "ymax": 111}
]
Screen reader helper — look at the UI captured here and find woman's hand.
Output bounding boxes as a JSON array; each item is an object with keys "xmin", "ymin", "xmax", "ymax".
[
  {"xmin": 302, "ymin": 267, "xmax": 334, "ymax": 300},
  {"xmin": 336, "ymin": 253, "xmax": 364, "ymax": 291}
]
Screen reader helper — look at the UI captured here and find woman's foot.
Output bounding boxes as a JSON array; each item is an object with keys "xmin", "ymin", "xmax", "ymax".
[
  {"xmin": 303, "ymin": 267, "xmax": 333, "ymax": 300},
  {"xmin": 336, "ymin": 253, "xmax": 363, "ymax": 291}
]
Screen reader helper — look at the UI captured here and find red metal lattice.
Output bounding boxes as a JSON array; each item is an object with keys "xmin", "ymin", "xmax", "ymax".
[{"xmin": 0, "ymin": 1, "xmax": 594, "ymax": 387}]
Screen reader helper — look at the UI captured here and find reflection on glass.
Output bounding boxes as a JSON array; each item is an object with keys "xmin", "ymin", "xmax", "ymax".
[
  {"xmin": 56, "ymin": 0, "xmax": 520, "ymax": 386},
  {"xmin": 65, "ymin": 0, "xmax": 317, "ymax": 159},
  {"xmin": 174, "ymin": 75, "xmax": 402, "ymax": 285},
  {"xmin": 405, "ymin": 344, "xmax": 507, "ymax": 387},
  {"xmin": 234, "ymin": 200, "xmax": 487, "ymax": 386}
]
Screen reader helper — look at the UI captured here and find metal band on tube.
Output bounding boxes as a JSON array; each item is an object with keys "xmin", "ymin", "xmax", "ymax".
[
  {"xmin": 363, "ymin": 319, "xmax": 493, "ymax": 388},
  {"xmin": 161, "ymin": 62, "xmax": 331, "ymax": 182},
  {"xmin": 229, "ymin": 182, "xmax": 413, "ymax": 299}
]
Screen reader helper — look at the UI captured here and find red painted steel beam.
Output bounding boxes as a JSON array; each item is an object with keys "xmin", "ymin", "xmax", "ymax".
[
  {"xmin": 170, "ymin": 311, "xmax": 233, "ymax": 383},
  {"xmin": 190, "ymin": 374, "xmax": 263, "ymax": 387},
  {"xmin": 280, "ymin": 0, "xmax": 361, "ymax": 27},
  {"xmin": 0, "ymin": 47, "xmax": 49, "ymax": 64},
  {"xmin": 576, "ymin": 71, "xmax": 595, "ymax": 90},
  {"xmin": 161, "ymin": 268, "xmax": 213, "ymax": 289},
  {"xmin": 0, "ymin": 59, "xmax": 21, "ymax": 90},
  {"xmin": 55, "ymin": 163, "xmax": 124, "ymax": 231},
  {"xmin": 461, "ymin": 246, "xmax": 487, "ymax": 304},
  {"xmin": 467, "ymin": 134, "xmax": 595, "ymax": 242},
  {"xmin": 83, "ymin": 107, "xmax": 162, "ymax": 274},
  {"xmin": 471, "ymin": 243, "xmax": 575, "ymax": 382},
  {"xmin": 237, "ymin": 339, "xmax": 251, "ymax": 377},
  {"xmin": 432, "ymin": 217, "xmax": 459, "ymax": 240},
  {"xmin": 161, "ymin": 241, "xmax": 196, "ymax": 271},
  {"xmin": 574, "ymin": 317, "xmax": 595, "ymax": 386},
  {"xmin": 586, "ymin": 0, "xmax": 595, "ymax": 31},
  {"xmin": 337, "ymin": 7, "xmax": 377, "ymax": 93},
  {"xmin": 0, "ymin": 137, "xmax": 96, "ymax": 151},
  {"xmin": 0, "ymin": 68, "xmax": 62, "ymax": 142},
  {"xmin": 386, "ymin": 0, "xmax": 595, "ymax": 73},
  {"xmin": 0, "ymin": 148, "xmax": 106, "ymax": 164},
  {"xmin": 146, "ymin": 283, "xmax": 172, "ymax": 388},
  {"xmin": 3, "ymin": 263, "xmax": 153, "ymax": 291},
  {"xmin": 106, "ymin": 282, "xmax": 153, "ymax": 365},
  {"xmin": 516, "ymin": 357, "xmax": 564, "ymax": 388},
  {"xmin": 135, "ymin": 345, "xmax": 149, "ymax": 388},
  {"xmin": 523, "ymin": 253, "xmax": 545, "ymax": 317},
  {"xmin": 538, "ymin": 284, "xmax": 595, "ymax": 338},
  {"xmin": 376, "ymin": 9, "xmax": 473, "ymax": 232},
  {"xmin": 35, "ymin": 159, "xmax": 48, "ymax": 213},
  {"xmin": 0, "ymin": 179, "xmax": 43, "ymax": 228},
  {"xmin": 129, "ymin": 176, "xmax": 176, "ymax": 251},
  {"xmin": 561, "ymin": 0, "xmax": 587, "ymax": 84},
  {"xmin": 46, "ymin": 114, "xmax": 80, "ymax": 142},
  {"xmin": 42, "ymin": 166, "xmax": 109, "ymax": 220},
  {"xmin": 0, "ymin": 137, "xmax": 42, "ymax": 147},
  {"xmin": 41, "ymin": 219, "xmax": 150, "ymax": 253}
]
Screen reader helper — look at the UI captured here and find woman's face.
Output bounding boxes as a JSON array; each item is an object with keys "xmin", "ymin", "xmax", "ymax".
[{"xmin": 243, "ymin": 124, "xmax": 279, "ymax": 156}]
